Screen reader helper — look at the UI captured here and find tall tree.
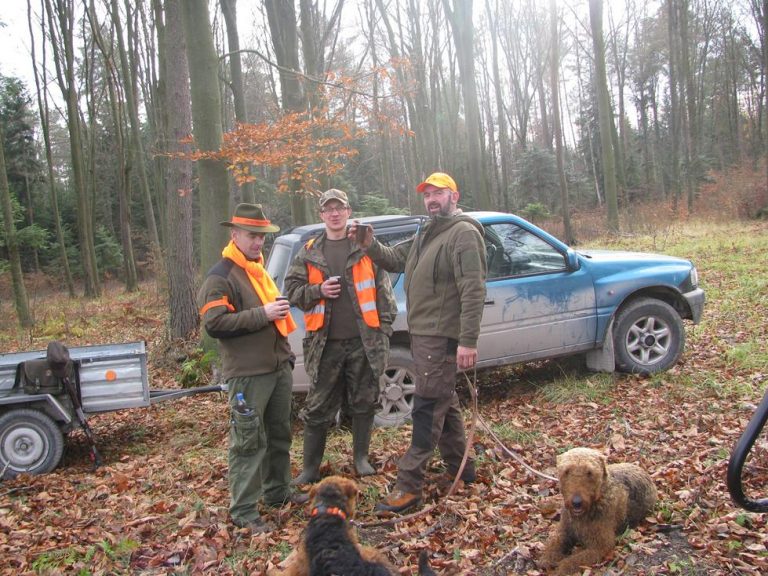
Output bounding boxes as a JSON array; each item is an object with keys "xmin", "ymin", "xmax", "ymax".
[
  {"xmin": 678, "ymin": 0, "xmax": 697, "ymax": 211},
  {"xmin": 442, "ymin": 0, "xmax": 491, "ymax": 209},
  {"xmin": 161, "ymin": 0, "xmax": 197, "ymax": 339},
  {"xmin": 589, "ymin": 0, "xmax": 620, "ymax": 231},
  {"xmin": 485, "ymin": 0, "xmax": 512, "ymax": 211},
  {"xmin": 109, "ymin": 0, "xmax": 161, "ymax": 263},
  {"xmin": 221, "ymin": 0, "xmax": 255, "ymax": 204},
  {"xmin": 27, "ymin": 0, "xmax": 75, "ymax": 296},
  {"xmin": 667, "ymin": 0, "xmax": 683, "ymax": 211},
  {"xmin": 45, "ymin": 0, "xmax": 101, "ymax": 296},
  {"xmin": 180, "ymin": 0, "xmax": 230, "ymax": 276},
  {"xmin": 264, "ymin": 0, "xmax": 311, "ymax": 225},
  {"xmin": 550, "ymin": 0, "xmax": 573, "ymax": 244},
  {"xmin": 87, "ymin": 0, "xmax": 139, "ymax": 292},
  {"xmin": 0, "ymin": 123, "xmax": 33, "ymax": 327}
]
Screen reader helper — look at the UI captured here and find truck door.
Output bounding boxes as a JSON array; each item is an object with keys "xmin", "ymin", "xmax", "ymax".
[{"xmin": 477, "ymin": 222, "xmax": 597, "ymax": 366}]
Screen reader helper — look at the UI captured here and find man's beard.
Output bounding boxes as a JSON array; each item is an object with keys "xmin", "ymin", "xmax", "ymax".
[{"xmin": 428, "ymin": 203, "xmax": 453, "ymax": 217}]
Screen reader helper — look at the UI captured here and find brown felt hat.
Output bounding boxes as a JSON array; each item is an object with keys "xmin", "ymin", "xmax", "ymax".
[{"xmin": 220, "ymin": 203, "xmax": 280, "ymax": 233}]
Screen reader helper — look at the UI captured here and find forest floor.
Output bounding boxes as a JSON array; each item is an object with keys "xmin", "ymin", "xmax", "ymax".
[{"xmin": 0, "ymin": 167, "xmax": 767, "ymax": 575}]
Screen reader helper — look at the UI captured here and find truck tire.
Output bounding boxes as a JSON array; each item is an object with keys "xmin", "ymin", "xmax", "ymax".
[
  {"xmin": 0, "ymin": 408, "xmax": 65, "ymax": 479},
  {"xmin": 613, "ymin": 297, "xmax": 685, "ymax": 375},
  {"xmin": 375, "ymin": 346, "xmax": 416, "ymax": 428}
]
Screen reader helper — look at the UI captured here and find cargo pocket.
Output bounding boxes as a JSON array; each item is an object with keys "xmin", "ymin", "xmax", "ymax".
[
  {"xmin": 231, "ymin": 409, "xmax": 260, "ymax": 455},
  {"xmin": 413, "ymin": 338, "xmax": 455, "ymax": 399}
]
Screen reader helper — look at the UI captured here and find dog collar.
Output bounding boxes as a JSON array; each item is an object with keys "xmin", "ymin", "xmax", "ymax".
[{"xmin": 310, "ymin": 505, "xmax": 347, "ymax": 520}]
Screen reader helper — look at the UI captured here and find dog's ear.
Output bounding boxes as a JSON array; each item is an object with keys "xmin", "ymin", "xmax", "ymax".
[
  {"xmin": 340, "ymin": 477, "xmax": 359, "ymax": 501},
  {"xmin": 596, "ymin": 452, "xmax": 609, "ymax": 481}
]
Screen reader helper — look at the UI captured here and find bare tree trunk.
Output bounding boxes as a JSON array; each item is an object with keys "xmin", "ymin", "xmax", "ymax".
[
  {"xmin": 27, "ymin": 0, "xmax": 75, "ymax": 297},
  {"xmin": 87, "ymin": 0, "xmax": 139, "ymax": 292},
  {"xmin": 162, "ymin": 0, "xmax": 198, "ymax": 339},
  {"xmin": 264, "ymin": 0, "xmax": 312, "ymax": 224},
  {"xmin": 589, "ymin": 0, "xmax": 619, "ymax": 231},
  {"xmin": 485, "ymin": 0, "xmax": 512, "ymax": 211},
  {"xmin": 443, "ymin": 0, "xmax": 491, "ymax": 209},
  {"xmin": 550, "ymin": 0, "xmax": 573, "ymax": 244},
  {"xmin": 667, "ymin": 0, "xmax": 682, "ymax": 211},
  {"xmin": 0, "ymin": 123, "xmax": 33, "ymax": 327},
  {"xmin": 181, "ymin": 0, "xmax": 231, "ymax": 276},
  {"xmin": 221, "ymin": 0, "xmax": 255, "ymax": 204},
  {"xmin": 45, "ymin": 0, "xmax": 101, "ymax": 296},
  {"xmin": 110, "ymin": 0, "xmax": 162, "ymax": 266},
  {"xmin": 679, "ymin": 0, "xmax": 697, "ymax": 212}
]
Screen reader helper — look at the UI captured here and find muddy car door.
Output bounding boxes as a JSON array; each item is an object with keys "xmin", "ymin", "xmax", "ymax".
[{"xmin": 477, "ymin": 219, "xmax": 597, "ymax": 367}]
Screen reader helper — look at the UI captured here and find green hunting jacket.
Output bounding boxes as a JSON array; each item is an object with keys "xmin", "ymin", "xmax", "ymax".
[
  {"xmin": 283, "ymin": 232, "xmax": 397, "ymax": 383},
  {"xmin": 366, "ymin": 212, "xmax": 486, "ymax": 348},
  {"xmin": 197, "ymin": 258, "xmax": 293, "ymax": 381}
]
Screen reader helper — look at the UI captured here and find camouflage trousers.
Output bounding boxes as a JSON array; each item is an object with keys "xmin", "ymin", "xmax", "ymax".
[
  {"xmin": 301, "ymin": 337, "xmax": 379, "ymax": 426},
  {"xmin": 227, "ymin": 361, "xmax": 293, "ymax": 523},
  {"xmin": 395, "ymin": 335, "xmax": 474, "ymax": 494}
]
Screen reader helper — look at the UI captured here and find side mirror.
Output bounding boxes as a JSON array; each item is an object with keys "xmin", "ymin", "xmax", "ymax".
[{"xmin": 565, "ymin": 249, "xmax": 580, "ymax": 271}]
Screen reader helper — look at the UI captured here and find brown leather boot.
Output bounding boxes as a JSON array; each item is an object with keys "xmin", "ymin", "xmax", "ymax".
[{"xmin": 374, "ymin": 490, "xmax": 422, "ymax": 513}]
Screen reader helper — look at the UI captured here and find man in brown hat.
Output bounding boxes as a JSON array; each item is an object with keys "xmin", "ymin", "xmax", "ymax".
[
  {"xmin": 284, "ymin": 189, "xmax": 397, "ymax": 484},
  {"xmin": 197, "ymin": 203, "xmax": 305, "ymax": 533}
]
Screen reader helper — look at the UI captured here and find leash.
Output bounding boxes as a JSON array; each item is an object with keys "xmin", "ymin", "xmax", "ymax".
[{"xmin": 357, "ymin": 366, "xmax": 556, "ymax": 528}]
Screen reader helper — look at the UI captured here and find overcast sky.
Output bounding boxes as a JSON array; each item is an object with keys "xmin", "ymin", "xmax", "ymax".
[{"xmin": 0, "ymin": 2, "xmax": 36, "ymax": 87}]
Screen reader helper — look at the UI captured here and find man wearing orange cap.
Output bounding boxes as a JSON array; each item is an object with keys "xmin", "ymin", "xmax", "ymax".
[
  {"xmin": 354, "ymin": 173, "xmax": 487, "ymax": 514},
  {"xmin": 197, "ymin": 203, "xmax": 305, "ymax": 533}
]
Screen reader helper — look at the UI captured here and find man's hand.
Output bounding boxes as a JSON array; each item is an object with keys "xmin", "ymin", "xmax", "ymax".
[
  {"xmin": 347, "ymin": 221, "xmax": 373, "ymax": 248},
  {"xmin": 264, "ymin": 299, "xmax": 291, "ymax": 321},
  {"xmin": 321, "ymin": 276, "xmax": 342, "ymax": 299},
  {"xmin": 457, "ymin": 345, "xmax": 478, "ymax": 371}
]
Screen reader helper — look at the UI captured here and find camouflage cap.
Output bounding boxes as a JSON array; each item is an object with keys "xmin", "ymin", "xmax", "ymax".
[{"xmin": 318, "ymin": 188, "xmax": 349, "ymax": 207}]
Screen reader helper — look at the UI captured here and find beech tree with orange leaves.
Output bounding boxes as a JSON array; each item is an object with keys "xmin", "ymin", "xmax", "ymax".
[{"xmin": 191, "ymin": 110, "xmax": 359, "ymax": 199}]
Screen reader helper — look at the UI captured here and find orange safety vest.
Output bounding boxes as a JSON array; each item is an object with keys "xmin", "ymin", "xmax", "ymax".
[{"xmin": 304, "ymin": 239, "xmax": 380, "ymax": 332}]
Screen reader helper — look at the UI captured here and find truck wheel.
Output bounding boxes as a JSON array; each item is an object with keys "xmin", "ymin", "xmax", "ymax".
[
  {"xmin": 613, "ymin": 297, "xmax": 685, "ymax": 375},
  {"xmin": 375, "ymin": 347, "xmax": 416, "ymax": 428},
  {"xmin": 0, "ymin": 408, "xmax": 65, "ymax": 479}
]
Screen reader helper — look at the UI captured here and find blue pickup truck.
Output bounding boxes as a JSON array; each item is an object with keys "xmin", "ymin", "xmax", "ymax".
[{"xmin": 266, "ymin": 211, "xmax": 705, "ymax": 426}]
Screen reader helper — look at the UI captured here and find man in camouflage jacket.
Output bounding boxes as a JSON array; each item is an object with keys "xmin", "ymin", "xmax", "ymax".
[{"xmin": 284, "ymin": 189, "xmax": 397, "ymax": 483}]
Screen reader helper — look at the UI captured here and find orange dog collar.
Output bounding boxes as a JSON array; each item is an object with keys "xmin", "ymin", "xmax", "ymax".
[{"xmin": 310, "ymin": 505, "xmax": 347, "ymax": 520}]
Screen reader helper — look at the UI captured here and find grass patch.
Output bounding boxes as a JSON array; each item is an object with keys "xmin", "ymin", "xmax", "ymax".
[
  {"xmin": 489, "ymin": 422, "xmax": 541, "ymax": 445},
  {"xmin": 726, "ymin": 342, "xmax": 768, "ymax": 372},
  {"xmin": 537, "ymin": 373, "xmax": 614, "ymax": 404}
]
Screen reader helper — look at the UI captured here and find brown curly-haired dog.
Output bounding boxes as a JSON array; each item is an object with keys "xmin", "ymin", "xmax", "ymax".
[
  {"xmin": 270, "ymin": 475, "xmax": 397, "ymax": 576},
  {"xmin": 540, "ymin": 447, "xmax": 657, "ymax": 575}
]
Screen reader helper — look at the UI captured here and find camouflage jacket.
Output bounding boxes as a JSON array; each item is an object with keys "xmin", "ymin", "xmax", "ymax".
[{"xmin": 284, "ymin": 232, "xmax": 397, "ymax": 383}]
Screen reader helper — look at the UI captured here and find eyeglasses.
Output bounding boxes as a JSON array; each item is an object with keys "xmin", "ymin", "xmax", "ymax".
[{"xmin": 320, "ymin": 206, "xmax": 349, "ymax": 214}]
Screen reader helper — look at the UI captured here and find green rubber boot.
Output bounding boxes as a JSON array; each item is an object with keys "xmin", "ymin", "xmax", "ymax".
[
  {"xmin": 291, "ymin": 424, "xmax": 328, "ymax": 485},
  {"xmin": 352, "ymin": 415, "xmax": 376, "ymax": 476}
]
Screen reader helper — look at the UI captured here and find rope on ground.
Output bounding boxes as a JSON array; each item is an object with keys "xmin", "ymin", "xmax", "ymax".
[{"xmin": 357, "ymin": 368, "xmax": 558, "ymax": 527}]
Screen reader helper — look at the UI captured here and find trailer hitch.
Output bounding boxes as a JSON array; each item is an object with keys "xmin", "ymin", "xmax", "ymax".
[{"xmin": 727, "ymin": 387, "xmax": 768, "ymax": 512}]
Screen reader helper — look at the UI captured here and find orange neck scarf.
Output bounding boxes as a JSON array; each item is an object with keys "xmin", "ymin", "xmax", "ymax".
[{"xmin": 222, "ymin": 241, "xmax": 296, "ymax": 337}]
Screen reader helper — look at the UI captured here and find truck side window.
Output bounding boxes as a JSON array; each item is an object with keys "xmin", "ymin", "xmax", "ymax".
[{"xmin": 483, "ymin": 223, "xmax": 567, "ymax": 279}]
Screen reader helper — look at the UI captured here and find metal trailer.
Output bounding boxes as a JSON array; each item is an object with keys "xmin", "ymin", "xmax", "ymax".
[{"xmin": 0, "ymin": 341, "xmax": 223, "ymax": 479}]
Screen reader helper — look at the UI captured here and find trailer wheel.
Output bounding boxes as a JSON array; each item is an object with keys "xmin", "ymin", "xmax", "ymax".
[{"xmin": 0, "ymin": 408, "xmax": 64, "ymax": 479}]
